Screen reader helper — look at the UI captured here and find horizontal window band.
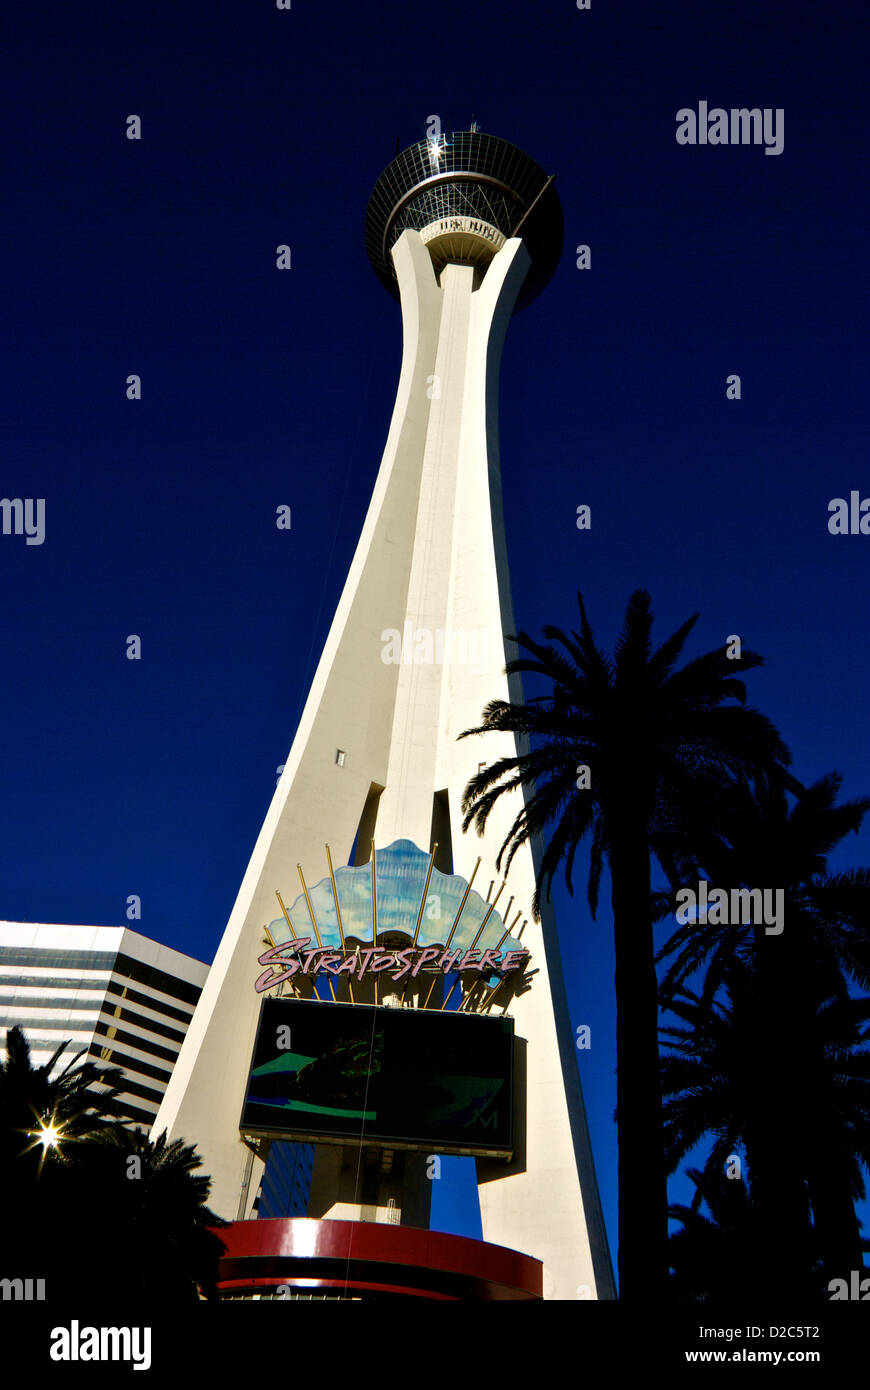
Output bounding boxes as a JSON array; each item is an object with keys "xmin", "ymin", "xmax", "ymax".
[
  {"xmin": 87, "ymin": 1043, "xmax": 171, "ymax": 1084},
  {"xmin": 102, "ymin": 1095, "xmax": 159, "ymax": 1126},
  {"xmin": 0, "ymin": 973, "xmax": 108, "ymax": 990},
  {"xmin": 105, "ymin": 981, "xmax": 194, "ymax": 1024},
  {"xmin": 0, "ymin": 1017, "xmax": 97, "ymax": 1036},
  {"xmin": 0, "ymin": 949, "xmax": 202, "ymax": 1007},
  {"xmin": 2, "ymin": 1013, "xmax": 183, "ymax": 1052},
  {"xmin": 115, "ymin": 952, "xmax": 203, "ymax": 1007},
  {"xmin": 0, "ymin": 995, "xmax": 107, "ymax": 1011},
  {"xmin": 110, "ymin": 1075, "xmax": 165, "ymax": 1106},
  {"xmin": 93, "ymin": 1021, "xmax": 178, "ymax": 1063},
  {"xmin": 98, "ymin": 1002, "xmax": 186, "ymax": 1045},
  {"xmin": 0, "ymin": 976, "xmax": 195, "ymax": 1024},
  {"xmin": 0, "ymin": 949, "xmax": 117, "ymax": 971}
]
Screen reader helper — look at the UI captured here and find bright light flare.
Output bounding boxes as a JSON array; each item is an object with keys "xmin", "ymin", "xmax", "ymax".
[
  {"xmin": 27, "ymin": 1115, "xmax": 66, "ymax": 1156},
  {"xmin": 37, "ymin": 1122, "xmax": 63, "ymax": 1150}
]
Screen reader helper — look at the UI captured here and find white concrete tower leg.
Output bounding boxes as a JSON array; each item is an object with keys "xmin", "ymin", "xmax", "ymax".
[
  {"xmin": 148, "ymin": 232, "xmax": 443, "ymax": 1220},
  {"xmin": 379, "ymin": 230, "xmax": 613, "ymax": 1298},
  {"xmin": 417, "ymin": 238, "xmax": 615, "ymax": 1301}
]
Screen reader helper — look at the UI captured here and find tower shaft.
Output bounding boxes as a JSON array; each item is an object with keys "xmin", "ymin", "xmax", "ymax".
[{"xmin": 152, "ymin": 225, "xmax": 614, "ymax": 1300}]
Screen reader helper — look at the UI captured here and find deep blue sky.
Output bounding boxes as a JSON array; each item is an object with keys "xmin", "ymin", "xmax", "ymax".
[{"xmin": 3, "ymin": 0, "xmax": 868, "ymax": 1272}]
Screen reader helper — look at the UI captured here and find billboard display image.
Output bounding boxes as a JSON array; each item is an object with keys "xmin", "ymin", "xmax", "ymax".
[{"xmin": 240, "ymin": 998, "xmax": 514, "ymax": 1157}]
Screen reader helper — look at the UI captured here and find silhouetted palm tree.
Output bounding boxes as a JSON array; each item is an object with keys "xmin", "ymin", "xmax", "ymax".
[
  {"xmin": 659, "ymin": 774, "xmax": 870, "ymax": 1007},
  {"xmin": 658, "ymin": 774, "xmax": 870, "ymax": 1282},
  {"xmin": 0, "ymin": 1027, "xmax": 226, "ymax": 1301},
  {"xmin": 0, "ymin": 1025, "xmax": 125, "ymax": 1267},
  {"xmin": 459, "ymin": 589, "xmax": 793, "ymax": 1298},
  {"xmin": 63, "ymin": 1126, "xmax": 228, "ymax": 1301},
  {"xmin": 661, "ymin": 973, "xmax": 870, "ymax": 1295},
  {"xmin": 668, "ymin": 1165, "xmax": 763, "ymax": 1301},
  {"xmin": 0, "ymin": 1024, "xmax": 125, "ymax": 1167}
]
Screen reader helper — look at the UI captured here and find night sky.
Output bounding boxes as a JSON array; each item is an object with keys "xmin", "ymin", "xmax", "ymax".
[{"xmin": 3, "ymin": 0, "xmax": 868, "ymax": 1272}]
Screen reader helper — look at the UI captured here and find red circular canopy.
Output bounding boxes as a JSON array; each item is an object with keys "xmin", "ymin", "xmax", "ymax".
[{"xmin": 213, "ymin": 1217, "xmax": 543, "ymax": 1301}]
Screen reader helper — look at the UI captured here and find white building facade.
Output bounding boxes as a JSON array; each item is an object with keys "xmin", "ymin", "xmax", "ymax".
[{"xmin": 0, "ymin": 921, "xmax": 208, "ymax": 1129}]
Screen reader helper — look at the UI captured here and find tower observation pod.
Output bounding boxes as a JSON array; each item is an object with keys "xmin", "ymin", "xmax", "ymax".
[
  {"xmin": 364, "ymin": 129, "xmax": 564, "ymax": 310},
  {"xmin": 151, "ymin": 129, "xmax": 615, "ymax": 1301}
]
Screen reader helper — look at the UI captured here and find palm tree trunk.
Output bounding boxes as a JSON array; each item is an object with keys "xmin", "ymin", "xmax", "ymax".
[
  {"xmin": 797, "ymin": 963, "xmax": 864, "ymax": 1281},
  {"xmin": 744, "ymin": 930, "xmax": 817, "ymax": 1296},
  {"xmin": 610, "ymin": 833, "xmax": 669, "ymax": 1299},
  {"xmin": 808, "ymin": 1146, "xmax": 864, "ymax": 1282},
  {"xmin": 803, "ymin": 1032, "xmax": 864, "ymax": 1282}
]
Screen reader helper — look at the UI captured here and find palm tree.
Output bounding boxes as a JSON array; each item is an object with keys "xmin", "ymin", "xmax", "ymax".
[
  {"xmin": 668, "ymin": 1165, "xmax": 763, "ymax": 1301},
  {"xmin": 658, "ymin": 774, "xmax": 870, "ymax": 1008},
  {"xmin": 62, "ymin": 1126, "xmax": 228, "ymax": 1301},
  {"xmin": 661, "ymin": 977, "xmax": 870, "ymax": 1295},
  {"xmin": 0, "ymin": 1024, "xmax": 126, "ymax": 1274},
  {"xmin": 660, "ymin": 968, "xmax": 815, "ymax": 1296},
  {"xmin": 658, "ymin": 773, "xmax": 870, "ymax": 1281},
  {"xmin": 0, "ymin": 1027, "xmax": 226, "ymax": 1300},
  {"xmin": 459, "ymin": 588, "xmax": 793, "ymax": 1298},
  {"xmin": 0, "ymin": 1024, "xmax": 125, "ymax": 1163}
]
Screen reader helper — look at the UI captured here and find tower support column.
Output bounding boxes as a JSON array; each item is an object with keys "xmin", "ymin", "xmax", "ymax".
[{"xmin": 153, "ymin": 128, "xmax": 615, "ymax": 1301}]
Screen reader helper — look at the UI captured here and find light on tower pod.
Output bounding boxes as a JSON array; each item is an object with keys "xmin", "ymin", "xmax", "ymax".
[{"xmin": 427, "ymin": 134, "xmax": 445, "ymax": 169}]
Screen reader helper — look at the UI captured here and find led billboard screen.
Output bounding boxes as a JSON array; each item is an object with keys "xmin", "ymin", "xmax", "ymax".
[{"xmin": 240, "ymin": 998, "xmax": 514, "ymax": 1158}]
